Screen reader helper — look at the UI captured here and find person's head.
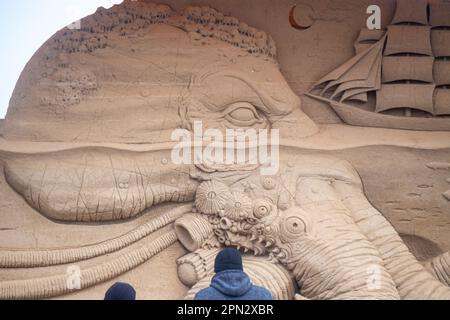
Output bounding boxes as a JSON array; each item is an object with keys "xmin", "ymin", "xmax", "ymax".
[
  {"xmin": 214, "ymin": 248, "xmax": 244, "ymax": 273},
  {"xmin": 104, "ymin": 282, "xmax": 136, "ymax": 300}
]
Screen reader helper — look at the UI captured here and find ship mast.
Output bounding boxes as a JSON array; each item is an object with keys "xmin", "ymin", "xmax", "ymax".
[{"xmin": 404, "ymin": 22, "xmax": 411, "ymax": 118}]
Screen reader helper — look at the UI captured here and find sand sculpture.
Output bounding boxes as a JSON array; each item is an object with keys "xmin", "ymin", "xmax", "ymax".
[
  {"xmin": 308, "ymin": 0, "xmax": 450, "ymax": 131},
  {"xmin": 0, "ymin": 0, "xmax": 449, "ymax": 300}
]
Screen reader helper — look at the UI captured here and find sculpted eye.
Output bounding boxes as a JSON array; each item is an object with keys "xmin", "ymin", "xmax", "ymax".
[
  {"xmin": 229, "ymin": 106, "xmax": 255, "ymax": 121},
  {"xmin": 284, "ymin": 217, "xmax": 306, "ymax": 235},
  {"xmin": 224, "ymin": 102, "xmax": 265, "ymax": 127},
  {"xmin": 279, "ymin": 210, "xmax": 313, "ymax": 243}
]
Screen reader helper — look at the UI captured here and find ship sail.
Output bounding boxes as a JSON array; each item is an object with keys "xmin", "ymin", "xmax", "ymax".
[
  {"xmin": 430, "ymin": 1, "xmax": 450, "ymax": 117},
  {"xmin": 357, "ymin": 29, "xmax": 386, "ymax": 43},
  {"xmin": 324, "ymin": 43, "xmax": 381, "ymax": 93},
  {"xmin": 341, "ymin": 87, "xmax": 373, "ymax": 102},
  {"xmin": 434, "ymin": 60, "xmax": 450, "ymax": 87},
  {"xmin": 335, "ymin": 56, "xmax": 381, "ymax": 102},
  {"xmin": 307, "ymin": 0, "xmax": 450, "ymax": 125},
  {"xmin": 431, "ymin": 30, "xmax": 450, "ymax": 57},
  {"xmin": 384, "ymin": 25, "xmax": 433, "ymax": 56},
  {"xmin": 309, "ymin": 37, "xmax": 384, "ymax": 102},
  {"xmin": 343, "ymin": 92, "xmax": 368, "ymax": 103},
  {"xmin": 391, "ymin": 0, "xmax": 429, "ymax": 25},
  {"xmin": 375, "ymin": 84, "xmax": 435, "ymax": 113},
  {"xmin": 355, "ymin": 28, "xmax": 386, "ymax": 54},
  {"xmin": 382, "ymin": 57, "xmax": 434, "ymax": 83},
  {"xmin": 434, "ymin": 89, "xmax": 450, "ymax": 116},
  {"xmin": 430, "ymin": 3, "xmax": 450, "ymax": 27}
]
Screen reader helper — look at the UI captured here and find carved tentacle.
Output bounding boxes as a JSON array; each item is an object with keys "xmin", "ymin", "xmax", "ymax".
[
  {"xmin": 0, "ymin": 230, "xmax": 177, "ymax": 300},
  {"xmin": 425, "ymin": 252, "xmax": 450, "ymax": 287},
  {"xmin": 292, "ymin": 177, "xmax": 400, "ymax": 300},
  {"xmin": 286, "ymin": 235, "xmax": 400, "ymax": 300},
  {"xmin": 336, "ymin": 181, "xmax": 450, "ymax": 299},
  {"xmin": 0, "ymin": 204, "xmax": 192, "ymax": 268}
]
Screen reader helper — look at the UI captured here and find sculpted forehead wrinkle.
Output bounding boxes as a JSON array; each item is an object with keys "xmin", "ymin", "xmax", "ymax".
[{"xmin": 192, "ymin": 63, "xmax": 299, "ymax": 116}]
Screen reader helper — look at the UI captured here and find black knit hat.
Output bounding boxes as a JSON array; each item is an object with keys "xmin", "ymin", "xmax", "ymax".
[
  {"xmin": 104, "ymin": 282, "xmax": 136, "ymax": 300},
  {"xmin": 214, "ymin": 248, "xmax": 243, "ymax": 273}
]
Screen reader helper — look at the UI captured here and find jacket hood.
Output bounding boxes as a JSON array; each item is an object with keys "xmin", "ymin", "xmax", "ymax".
[{"xmin": 210, "ymin": 270, "xmax": 253, "ymax": 297}]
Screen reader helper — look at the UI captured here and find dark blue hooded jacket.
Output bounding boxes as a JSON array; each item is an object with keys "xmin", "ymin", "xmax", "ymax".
[{"xmin": 194, "ymin": 270, "xmax": 273, "ymax": 300}]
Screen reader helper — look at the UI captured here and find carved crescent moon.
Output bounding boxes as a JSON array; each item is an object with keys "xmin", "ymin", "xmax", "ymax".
[{"xmin": 289, "ymin": 4, "xmax": 315, "ymax": 30}]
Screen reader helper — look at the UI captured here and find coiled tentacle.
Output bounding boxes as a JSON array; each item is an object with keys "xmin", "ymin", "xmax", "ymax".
[
  {"xmin": 0, "ymin": 230, "xmax": 178, "ymax": 300},
  {"xmin": 0, "ymin": 204, "xmax": 192, "ymax": 268}
]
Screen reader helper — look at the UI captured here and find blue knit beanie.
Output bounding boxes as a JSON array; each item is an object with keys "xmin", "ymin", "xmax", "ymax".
[
  {"xmin": 214, "ymin": 248, "xmax": 243, "ymax": 273},
  {"xmin": 104, "ymin": 282, "xmax": 136, "ymax": 300}
]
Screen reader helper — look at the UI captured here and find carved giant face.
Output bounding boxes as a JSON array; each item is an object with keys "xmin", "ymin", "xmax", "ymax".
[
  {"xmin": 1, "ymin": 5, "xmax": 315, "ymax": 222},
  {"xmin": 2, "ymin": 9, "xmax": 317, "ymax": 143}
]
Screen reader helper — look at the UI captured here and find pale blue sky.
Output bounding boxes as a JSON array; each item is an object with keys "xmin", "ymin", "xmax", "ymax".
[{"xmin": 0, "ymin": 0, "xmax": 123, "ymax": 118}]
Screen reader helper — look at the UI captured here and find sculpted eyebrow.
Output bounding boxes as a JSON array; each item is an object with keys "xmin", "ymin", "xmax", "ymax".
[{"xmin": 196, "ymin": 69, "xmax": 294, "ymax": 116}]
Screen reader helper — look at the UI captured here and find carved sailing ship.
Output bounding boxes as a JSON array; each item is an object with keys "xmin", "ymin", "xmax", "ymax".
[{"xmin": 307, "ymin": 0, "xmax": 450, "ymax": 131}]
